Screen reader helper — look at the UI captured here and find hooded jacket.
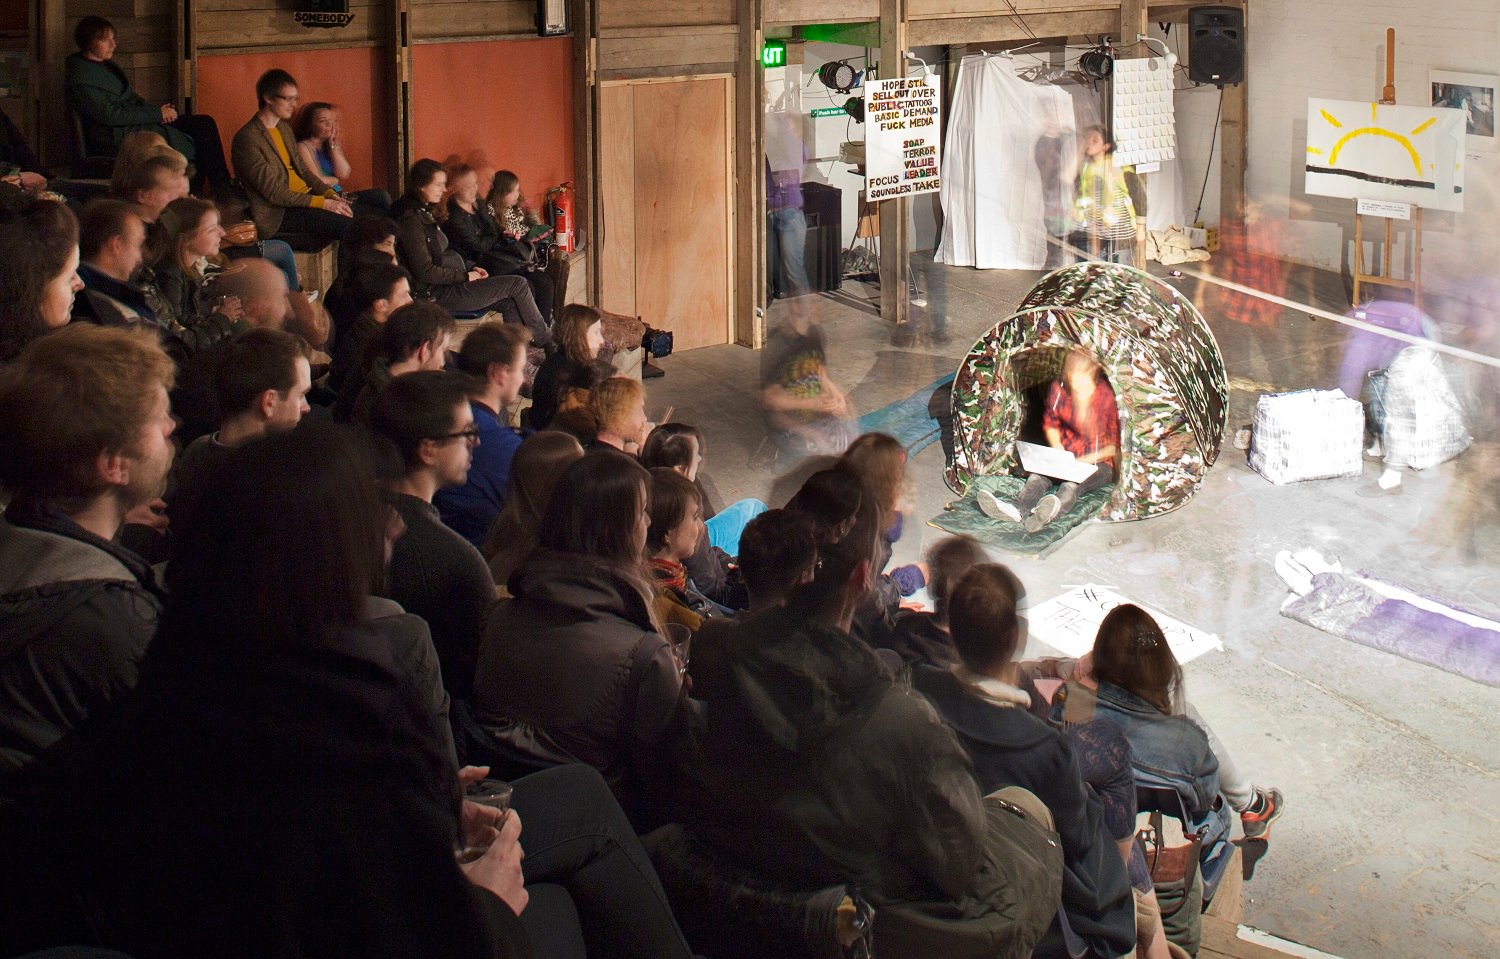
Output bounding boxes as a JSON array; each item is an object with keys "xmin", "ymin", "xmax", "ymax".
[
  {"xmin": 0, "ymin": 506, "xmax": 162, "ymax": 796},
  {"xmin": 685, "ymin": 602, "xmax": 985, "ymax": 905},
  {"xmin": 913, "ymin": 665, "xmax": 1135, "ymax": 958},
  {"xmin": 473, "ymin": 550, "xmax": 688, "ymax": 824}
]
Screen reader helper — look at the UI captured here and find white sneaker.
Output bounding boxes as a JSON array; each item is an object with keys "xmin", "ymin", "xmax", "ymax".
[{"xmin": 977, "ymin": 490, "xmax": 1022, "ymax": 523}]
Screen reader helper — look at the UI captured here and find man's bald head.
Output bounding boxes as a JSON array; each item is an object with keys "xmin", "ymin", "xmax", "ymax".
[{"xmin": 215, "ymin": 259, "xmax": 289, "ymax": 328}]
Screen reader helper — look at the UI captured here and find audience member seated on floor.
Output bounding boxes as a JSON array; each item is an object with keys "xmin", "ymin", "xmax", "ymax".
[
  {"xmin": 166, "ymin": 258, "xmax": 307, "ymax": 445},
  {"xmin": 71, "ymin": 199, "xmax": 173, "ymax": 343},
  {"xmin": 232, "ymin": 69, "xmax": 378, "ymax": 245},
  {"xmin": 1053, "ymin": 605, "xmax": 1283, "ymax": 952},
  {"xmin": 0, "ymin": 422, "xmax": 536, "ymax": 958},
  {"xmin": 326, "ymin": 216, "xmax": 402, "ymax": 322},
  {"xmin": 370, "ymin": 371, "xmax": 497, "ymax": 703},
  {"xmin": 734, "ymin": 508, "xmax": 818, "ymax": 613},
  {"xmin": 482, "ymin": 431, "xmax": 585, "ymax": 590},
  {"xmin": 0, "ymin": 110, "xmax": 47, "ymax": 194},
  {"xmin": 880, "ymin": 534, "xmax": 987, "ymax": 669},
  {"xmin": 108, "ymin": 139, "xmax": 189, "ymax": 227},
  {"xmin": 912, "ymin": 563, "xmax": 1136, "ymax": 959},
  {"xmin": 590, "ymin": 376, "xmax": 654, "ymax": 454},
  {"xmin": 434, "ymin": 321, "xmax": 532, "ymax": 549},
  {"xmin": 758, "ymin": 305, "xmax": 855, "ymax": 458},
  {"xmin": 979, "ymin": 349, "xmax": 1120, "ymax": 532},
  {"xmin": 838, "ymin": 433, "xmax": 928, "ymax": 645},
  {"xmin": 340, "ymin": 299, "xmax": 454, "ymax": 424},
  {"xmin": 293, "ymin": 101, "xmax": 391, "ymax": 213},
  {"xmin": 0, "ymin": 325, "xmax": 174, "ymax": 798},
  {"xmin": 526, "ymin": 304, "xmax": 606, "ymax": 430},
  {"xmin": 647, "ymin": 468, "xmax": 724, "ymax": 633},
  {"xmin": 390, "ymin": 159, "xmax": 551, "ymax": 346},
  {"xmin": 166, "ymin": 327, "xmax": 311, "ymax": 543},
  {"xmin": 153, "ymin": 197, "xmax": 243, "ymax": 350},
  {"xmin": 224, "ymin": 256, "xmax": 328, "ymax": 348},
  {"xmin": 783, "ymin": 465, "xmax": 864, "ymax": 546},
  {"xmin": 0, "ymin": 190, "xmax": 80, "ymax": 364},
  {"xmin": 679, "ymin": 496, "xmax": 1012, "ymax": 942},
  {"xmin": 641, "ymin": 423, "xmax": 758, "ymax": 610},
  {"xmin": 329, "ymin": 261, "xmax": 412, "ymax": 394},
  {"xmin": 473, "ymin": 452, "xmax": 692, "ymax": 828},
  {"xmin": 65, "ymin": 17, "xmax": 232, "ymax": 193},
  {"xmin": 444, "ymin": 166, "xmax": 555, "ymax": 323}
]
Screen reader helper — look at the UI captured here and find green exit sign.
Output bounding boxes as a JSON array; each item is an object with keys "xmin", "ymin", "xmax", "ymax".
[
  {"xmin": 811, "ymin": 106, "xmax": 845, "ymax": 118},
  {"xmin": 762, "ymin": 40, "xmax": 786, "ymax": 68}
]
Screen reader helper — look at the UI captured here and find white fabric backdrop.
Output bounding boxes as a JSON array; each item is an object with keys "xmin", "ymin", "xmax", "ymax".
[{"xmin": 937, "ymin": 56, "xmax": 1078, "ymax": 269}]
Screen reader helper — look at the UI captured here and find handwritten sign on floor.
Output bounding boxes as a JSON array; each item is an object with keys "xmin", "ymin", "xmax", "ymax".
[{"xmin": 1027, "ymin": 584, "xmax": 1222, "ymax": 664}]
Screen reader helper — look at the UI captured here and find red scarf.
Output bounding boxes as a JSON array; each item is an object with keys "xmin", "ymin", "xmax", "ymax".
[{"xmin": 649, "ymin": 557, "xmax": 688, "ymax": 593}]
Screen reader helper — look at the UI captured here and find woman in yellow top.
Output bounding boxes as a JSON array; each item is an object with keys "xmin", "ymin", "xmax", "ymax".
[{"xmin": 1075, "ymin": 126, "xmax": 1142, "ymax": 267}]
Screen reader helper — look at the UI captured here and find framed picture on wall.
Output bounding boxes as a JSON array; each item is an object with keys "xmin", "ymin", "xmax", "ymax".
[{"xmin": 1430, "ymin": 70, "xmax": 1498, "ymax": 153}]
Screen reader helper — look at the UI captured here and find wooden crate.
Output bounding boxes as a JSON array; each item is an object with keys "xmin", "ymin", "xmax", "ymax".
[{"xmin": 293, "ymin": 242, "xmax": 338, "ymax": 298}]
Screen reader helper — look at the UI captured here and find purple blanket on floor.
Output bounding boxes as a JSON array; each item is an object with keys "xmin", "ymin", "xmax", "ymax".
[{"xmin": 1281, "ymin": 573, "xmax": 1500, "ymax": 687}]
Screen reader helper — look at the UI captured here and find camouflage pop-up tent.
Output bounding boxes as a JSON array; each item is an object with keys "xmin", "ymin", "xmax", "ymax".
[{"xmin": 947, "ymin": 262, "xmax": 1229, "ymax": 521}]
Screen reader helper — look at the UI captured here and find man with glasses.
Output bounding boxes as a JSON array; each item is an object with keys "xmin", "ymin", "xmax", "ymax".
[
  {"xmin": 370, "ymin": 370, "xmax": 496, "ymax": 701},
  {"xmin": 231, "ymin": 69, "xmax": 371, "ymax": 244}
]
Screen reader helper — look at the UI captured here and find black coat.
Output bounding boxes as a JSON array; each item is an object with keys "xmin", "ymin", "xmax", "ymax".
[
  {"xmin": 391, "ymin": 196, "xmax": 469, "ymax": 294},
  {"xmin": 685, "ymin": 604, "xmax": 985, "ymax": 905},
  {"xmin": 0, "ymin": 506, "xmax": 162, "ymax": 798},
  {"xmin": 474, "ymin": 550, "xmax": 689, "ymax": 826},
  {"xmin": 446, "ymin": 202, "xmax": 532, "ymax": 274},
  {"xmin": 912, "ymin": 665, "xmax": 1135, "ymax": 958},
  {"xmin": 21, "ymin": 621, "xmax": 530, "ymax": 958}
]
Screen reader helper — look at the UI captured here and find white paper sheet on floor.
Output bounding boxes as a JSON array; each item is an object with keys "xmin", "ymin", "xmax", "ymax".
[
  {"xmin": 937, "ymin": 56, "xmax": 1078, "ymax": 269},
  {"xmin": 1027, "ymin": 583, "xmax": 1223, "ymax": 664}
]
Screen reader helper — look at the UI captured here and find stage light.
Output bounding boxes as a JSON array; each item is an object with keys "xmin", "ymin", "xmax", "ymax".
[
  {"xmin": 1080, "ymin": 45, "xmax": 1114, "ymax": 81},
  {"xmin": 843, "ymin": 96, "xmax": 865, "ymax": 123},
  {"xmin": 818, "ymin": 60, "xmax": 859, "ymax": 93}
]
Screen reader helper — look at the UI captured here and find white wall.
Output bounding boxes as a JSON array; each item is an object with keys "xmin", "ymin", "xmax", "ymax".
[{"xmin": 1247, "ymin": 1, "xmax": 1500, "ymax": 295}]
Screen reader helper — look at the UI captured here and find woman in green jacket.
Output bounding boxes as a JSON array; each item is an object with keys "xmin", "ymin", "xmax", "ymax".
[{"xmin": 64, "ymin": 16, "xmax": 231, "ymax": 193}]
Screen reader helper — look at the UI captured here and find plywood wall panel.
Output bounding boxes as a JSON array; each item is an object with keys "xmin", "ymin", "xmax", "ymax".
[
  {"xmin": 598, "ymin": 82, "xmax": 638, "ymax": 318},
  {"xmin": 765, "ymin": 0, "xmax": 879, "ymax": 25},
  {"xmin": 597, "ymin": 28, "xmax": 739, "ymax": 72},
  {"xmin": 411, "ymin": 1, "xmax": 536, "ymax": 40},
  {"xmin": 631, "ymin": 77, "xmax": 731, "ymax": 351},
  {"xmin": 598, "ymin": 0, "xmax": 737, "ymax": 30},
  {"xmin": 195, "ymin": 2, "xmax": 388, "ymax": 52}
]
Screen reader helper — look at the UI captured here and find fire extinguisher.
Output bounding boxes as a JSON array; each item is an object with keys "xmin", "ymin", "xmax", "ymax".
[{"xmin": 545, "ymin": 182, "xmax": 574, "ymax": 253}]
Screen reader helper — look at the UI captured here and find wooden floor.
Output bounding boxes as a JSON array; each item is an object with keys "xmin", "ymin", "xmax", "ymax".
[{"xmin": 1199, "ymin": 846, "xmax": 1341, "ymax": 959}]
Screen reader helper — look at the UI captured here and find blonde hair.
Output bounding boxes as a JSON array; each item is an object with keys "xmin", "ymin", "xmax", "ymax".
[{"xmin": 590, "ymin": 377, "xmax": 645, "ymax": 435}]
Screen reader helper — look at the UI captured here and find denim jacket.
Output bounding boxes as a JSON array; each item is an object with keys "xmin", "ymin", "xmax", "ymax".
[{"xmin": 1052, "ymin": 680, "xmax": 1231, "ymax": 847}]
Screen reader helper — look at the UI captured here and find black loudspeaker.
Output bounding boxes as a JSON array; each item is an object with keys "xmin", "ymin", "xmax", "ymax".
[{"xmin": 1188, "ymin": 6, "xmax": 1245, "ymax": 86}]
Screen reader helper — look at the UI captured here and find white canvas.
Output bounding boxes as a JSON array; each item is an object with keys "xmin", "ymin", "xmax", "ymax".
[{"xmin": 1304, "ymin": 98, "xmax": 1467, "ymax": 211}]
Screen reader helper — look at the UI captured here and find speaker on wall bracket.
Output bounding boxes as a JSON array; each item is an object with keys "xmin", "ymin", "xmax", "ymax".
[{"xmin": 1188, "ymin": 6, "xmax": 1245, "ymax": 86}]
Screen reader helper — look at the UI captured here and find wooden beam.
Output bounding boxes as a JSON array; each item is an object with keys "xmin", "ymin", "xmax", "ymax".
[
  {"xmin": 735, "ymin": 0, "xmax": 765, "ymax": 347},
  {"xmin": 907, "ymin": 9, "xmax": 1117, "ymax": 46},
  {"xmin": 389, "ymin": 0, "xmax": 413, "ymax": 191},
  {"xmin": 36, "ymin": 0, "xmax": 69, "ymax": 169},
  {"xmin": 1221, "ymin": 66, "xmax": 1246, "ymax": 222},
  {"xmin": 878, "ymin": 0, "xmax": 909, "ymax": 332},
  {"xmin": 571, "ymin": 0, "xmax": 594, "ymax": 306}
]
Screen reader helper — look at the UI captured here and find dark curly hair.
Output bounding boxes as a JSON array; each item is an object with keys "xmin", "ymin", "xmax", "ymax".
[{"xmin": 0, "ymin": 190, "xmax": 79, "ymax": 362}]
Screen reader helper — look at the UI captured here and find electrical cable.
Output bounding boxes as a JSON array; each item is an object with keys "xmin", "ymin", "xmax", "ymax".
[
  {"xmin": 1000, "ymin": 0, "xmax": 1042, "ymax": 43},
  {"xmin": 1192, "ymin": 87, "xmax": 1224, "ymax": 224}
]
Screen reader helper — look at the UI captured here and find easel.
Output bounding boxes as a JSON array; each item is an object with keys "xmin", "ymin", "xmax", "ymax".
[{"xmin": 1352, "ymin": 28, "xmax": 1423, "ymax": 309}]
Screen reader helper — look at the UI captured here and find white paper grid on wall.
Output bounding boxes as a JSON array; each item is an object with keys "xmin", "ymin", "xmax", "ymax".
[{"xmin": 1112, "ymin": 57, "xmax": 1177, "ymax": 167}]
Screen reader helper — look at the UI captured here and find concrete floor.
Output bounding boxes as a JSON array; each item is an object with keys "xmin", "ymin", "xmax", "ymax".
[{"xmin": 646, "ymin": 257, "xmax": 1500, "ymax": 959}]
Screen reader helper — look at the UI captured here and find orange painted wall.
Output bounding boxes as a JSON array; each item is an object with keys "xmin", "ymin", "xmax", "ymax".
[
  {"xmin": 194, "ymin": 47, "xmax": 391, "ymax": 192},
  {"xmin": 410, "ymin": 37, "xmax": 573, "ymax": 208}
]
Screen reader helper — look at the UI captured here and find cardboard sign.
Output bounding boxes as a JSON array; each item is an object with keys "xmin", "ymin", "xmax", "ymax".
[
  {"xmin": 1027, "ymin": 584, "xmax": 1223, "ymax": 664},
  {"xmin": 865, "ymin": 75, "xmax": 942, "ymax": 201}
]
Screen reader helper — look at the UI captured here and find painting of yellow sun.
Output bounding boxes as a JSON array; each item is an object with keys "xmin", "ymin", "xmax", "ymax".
[{"xmin": 1305, "ymin": 98, "xmax": 1466, "ymax": 212}]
